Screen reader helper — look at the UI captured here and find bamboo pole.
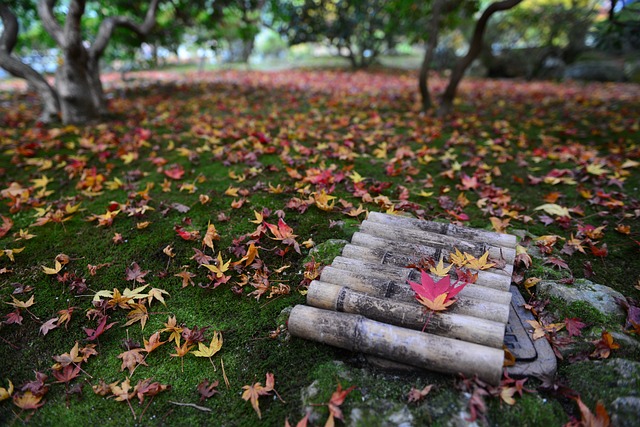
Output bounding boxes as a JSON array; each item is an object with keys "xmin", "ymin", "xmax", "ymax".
[
  {"xmin": 307, "ymin": 281, "xmax": 506, "ymax": 348},
  {"xmin": 367, "ymin": 212, "xmax": 517, "ymax": 249},
  {"xmin": 288, "ymin": 305, "xmax": 504, "ymax": 385},
  {"xmin": 359, "ymin": 220, "xmax": 516, "ymax": 265},
  {"xmin": 350, "ymin": 232, "xmax": 513, "ymax": 277},
  {"xmin": 341, "ymin": 243, "xmax": 513, "ymax": 288},
  {"xmin": 319, "ymin": 266, "xmax": 511, "ymax": 323},
  {"xmin": 329, "ymin": 256, "xmax": 512, "ymax": 293}
]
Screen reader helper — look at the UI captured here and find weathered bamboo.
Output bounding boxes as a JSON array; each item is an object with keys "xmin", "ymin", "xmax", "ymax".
[
  {"xmin": 329, "ymin": 256, "xmax": 512, "ymax": 294},
  {"xmin": 319, "ymin": 266, "xmax": 511, "ymax": 323},
  {"xmin": 367, "ymin": 211, "xmax": 517, "ymax": 249},
  {"xmin": 359, "ymin": 220, "xmax": 516, "ymax": 265},
  {"xmin": 349, "ymin": 232, "xmax": 513, "ymax": 277},
  {"xmin": 307, "ymin": 281, "xmax": 506, "ymax": 348},
  {"xmin": 341, "ymin": 243, "xmax": 513, "ymax": 288},
  {"xmin": 288, "ymin": 305, "xmax": 504, "ymax": 385}
]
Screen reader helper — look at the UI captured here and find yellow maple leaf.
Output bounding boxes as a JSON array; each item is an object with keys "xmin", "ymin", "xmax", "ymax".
[
  {"xmin": 7, "ymin": 295, "xmax": 35, "ymax": 309},
  {"xmin": 42, "ymin": 259, "xmax": 62, "ymax": 275},
  {"xmin": 464, "ymin": 251, "xmax": 495, "ymax": 270},
  {"xmin": 202, "ymin": 222, "xmax": 220, "ymax": 250},
  {"xmin": 348, "ymin": 171, "xmax": 365, "ymax": 183},
  {"xmin": 429, "ymin": 258, "xmax": 452, "ymax": 277},
  {"xmin": 0, "ymin": 380, "xmax": 13, "ymax": 402},
  {"xmin": 534, "ymin": 203, "xmax": 571, "ymax": 218},
  {"xmin": 31, "ymin": 175, "xmax": 51, "ymax": 189},
  {"xmin": 313, "ymin": 189, "xmax": 336, "ymax": 211},
  {"xmin": 449, "ymin": 248, "xmax": 467, "ymax": 268},
  {"xmin": 224, "ymin": 186, "xmax": 239, "ymax": 197},
  {"xmin": 192, "ymin": 331, "xmax": 223, "ymax": 358},
  {"xmin": 2, "ymin": 247, "xmax": 24, "ymax": 262},
  {"xmin": 147, "ymin": 288, "xmax": 170, "ymax": 306},
  {"xmin": 203, "ymin": 252, "xmax": 231, "ymax": 278}
]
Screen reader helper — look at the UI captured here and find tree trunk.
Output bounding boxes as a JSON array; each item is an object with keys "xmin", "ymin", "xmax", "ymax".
[
  {"xmin": 87, "ymin": 57, "xmax": 108, "ymax": 115},
  {"xmin": 419, "ymin": 0, "xmax": 444, "ymax": 111},
  {"xmin": 0, "ymin": 5, "xmax": 59, "ymax": 123},
  {"xmin": 438, "ymin": 0, "xmax": 522, "ymax": 117},
  {"xmin": 55, "ymin": 52, "xmax": 99, "ymax": 124},
  {"xmin": 37, "ymin": 0, "xmax": 160, "ymax": 124},
  {"xmin": 419, "ymin": 0, "xmax": 462, "ymax": 112}
]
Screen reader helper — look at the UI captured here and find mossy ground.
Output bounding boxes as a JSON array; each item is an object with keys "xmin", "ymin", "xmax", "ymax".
[{"xmin": 0, "ymin": 69, "xmax": 639, "ymax": 425}]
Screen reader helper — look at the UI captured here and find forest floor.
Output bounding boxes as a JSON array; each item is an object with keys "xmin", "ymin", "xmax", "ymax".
[{"xmin": 0, "ymin": 68, "xmax": 639, "ymax": 426}]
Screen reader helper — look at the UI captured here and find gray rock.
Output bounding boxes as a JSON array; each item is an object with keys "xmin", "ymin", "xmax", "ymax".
[
  {"xmin": 604, "ymin": 358, "xmax": 640, "ymax": 390},
  {"xmin": 386, "ymin": 405, "xmax": 414, "ymax": 427},
  {"xmin": 564, "ymin": 61, "xmax": 627, "ymax": 82},
  {"xmin": 537, "ymin": 279, "xmax": 625, "ymax": 320},
  {"xmin": 610, "ymin": 396, "xmax": 640, "ymax": 427}
]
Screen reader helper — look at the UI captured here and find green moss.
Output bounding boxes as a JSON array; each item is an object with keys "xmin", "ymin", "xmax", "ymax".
[
  {"xmin": 487, "ymin": 393, "xmax": 568, "ymax": 426},
  {"xmin": 563, "ymin": 359, "xmax": 640, "ymax": 410},
  {"xmin": 304, "ymin": 238, "xmax": 349, "ymax": 265},
  {"xmin": 548, "ymin": 297, "xmax": 615, "ymax": 327}
]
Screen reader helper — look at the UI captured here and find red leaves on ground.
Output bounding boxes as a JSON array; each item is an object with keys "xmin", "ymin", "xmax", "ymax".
[
  {"xmin": 124, "ymin": 262, "xmax": 149, "ymax": 283},
  {"xmin": 84, "ymin": 316, "xmax": 116, "ymax": 341}
]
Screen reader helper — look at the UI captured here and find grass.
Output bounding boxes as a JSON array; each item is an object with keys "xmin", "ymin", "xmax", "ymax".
[{"xmin": 0, "ymin": 68, "xmax": 639, "ymax": 426}]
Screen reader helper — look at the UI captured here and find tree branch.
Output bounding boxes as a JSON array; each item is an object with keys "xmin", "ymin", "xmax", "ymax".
[
  {"xmin": 37, "ymin": 0, "xmax": 65, "ymax": 47},
  {"xmin": 64, "ymin": 0, "xmax": 86, "ymax": 50},
  {"xmin": 0, "ymin": 4, "xmax": 59, "ymax": 122},
  {"xmin": 90, "ymin": 0, "xmax": 161, "ymax": 59}
]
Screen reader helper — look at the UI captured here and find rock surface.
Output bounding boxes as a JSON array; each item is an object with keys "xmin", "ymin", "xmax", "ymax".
[
  {"xmin": 610, "ymin": 397, "xmax": 640, "ymax": 427},
  {"xmin": 537, "ymin": 279, "xmax": 625, "ymax": 320}
]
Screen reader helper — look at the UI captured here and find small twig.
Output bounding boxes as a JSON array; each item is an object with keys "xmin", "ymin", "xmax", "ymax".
[
  {"xmin": 138, "ymin": 395, "xmax": 155, "ymax": 423},
  {"xmin": 126, "ymin": 397, "xmax": 137, "ymax": 420},
  {"xmin": 0, "ymin": 336, "xmax": 20, "ymax": 350},
  {"xmin": 260, "ymin": 294, "xmax": 284, "ymax": 309},
  {"xmin": 221, "ymin": 357, "xmax": 230, "ymax": 389},
  {"xmin": 73, "ymin": 361, "xmax": 93, "ymax": 379},
  {"xmin": 168, "ymin": 401, "xmax": 211, "ymax": 412}
]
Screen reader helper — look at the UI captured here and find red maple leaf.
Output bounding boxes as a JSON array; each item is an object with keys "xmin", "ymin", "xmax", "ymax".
[
  {"xmin": 83, "ymin": 316, "xmax": 116, "ymax": 341},
  {"xmin": 407, "ymin": 270, "xmax": 467, "ymax": 312},
  {"xmin": 164, "ymin": 164, "xmax": 185, "ymax": 180},
  {"xmin": 565, "ymin": 318, "xmax": 587, "ymax": 337}
]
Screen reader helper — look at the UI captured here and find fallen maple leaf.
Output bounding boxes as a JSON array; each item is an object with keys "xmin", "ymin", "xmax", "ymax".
[
  {"xmin": 408, "ymin": 270, "xmax": 467, "ymax": 312},
  {"xmin": 407, "ymin": 384, "xmax": 433, "ymax": 403},
  {"xmin": 565, "ymin": 318, "xmax": 587, "ymax": 337},
  {"xmin": 132, "ymin": 378, "xmax": 170, "ymax": 404},
  {"xmin": 40, "ymin": 318, "xmax": 59, "ymax": 336},
  {"xmin": 42, "ymin": 260, "xmax": 63, "ymax": 275},
  {"xmin": 590, "ymin": 331, "xmax": 619, "ymax": 359},
  {"xmin": 143, "ymin": 332, "xmax": 166, "ymax": 353},
  {"xmin": 202, "ymin": 221, "xmax": 220, "ymax": 250},
  {"xmin": 573, "ymin": 397, "xmax": 610, "ymax": 427},
  {"xmin": 326, "ymin": 383, "xmax": 356, "ymax": 427},
  {"xmin": 242, "ymin": 372, "xmax": 277, "ymax": 419},
  {"xmin": 0, "ymin": 380, "xmax": 13, "ymax": 402},
  {"xmin": 192, "ymin": 331, "xmax": 223, "ymax": 359},
  {"xmin": 535, "ymin": 203, "xmax": 571, "ymax": 217},
  {"xmin": 125, "ymin": 262, "xmax": 149, "ymax": 283},
  {"xmin": 429, "ymin": 258, "xmax": 452, "ymax": 277},
  {"xmin": 464, "ymin": 251, "xmax": 495, "ymax": 271},
  {"xmin": 84, "ymin": 316, "xmax": 116, "ymax": 341},
  {"xmin": 117, "ymin": 349, "xmax": 148, "ymax": 375},
  {"xmin": 203, "ymin": 252, "xmax": 231, "ymax": 278},
  {"xmin": 161, "ymin": 316, "xmax": 183, "ymax": 346},
  {"xmin": 197, "ymin": 379, "xmax": 219, "ymax": 402},
  {"xmin": 13, "ymin": 391, "xmax": 45, "ymax": 410},
  {"xmin": 175, "ymin": 270, "xmax": 197, "ymax": 288}
]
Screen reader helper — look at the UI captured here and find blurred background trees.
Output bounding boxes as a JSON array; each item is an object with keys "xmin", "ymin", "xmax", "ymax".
[{"xmin": 1, "ymin": 0, "xmax": 639, "ymax": 122}]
